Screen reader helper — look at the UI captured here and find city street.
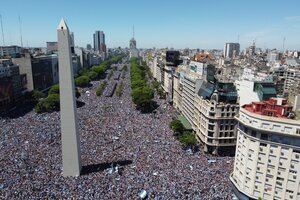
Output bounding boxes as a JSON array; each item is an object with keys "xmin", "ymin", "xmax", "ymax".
[{"xmin": 0, "ymin": 61, "xmax": 234, "ymax": 199}]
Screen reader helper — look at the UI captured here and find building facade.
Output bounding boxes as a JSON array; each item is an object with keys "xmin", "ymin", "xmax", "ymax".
[
  {"xmin": 231, "ymin": 98, "xmax": 300, "ymax": 200},
  {"xmin": 13, "ymin": 54, "xmax": 58, "ymax": 92},
  {"xmin": 0, "ymin": 46, "xmax": 22, "ymax": 57},
  {"xmin": 93, "ymin": 30, "xmax": 106, "ymax": 55},
  {"xmin": 173, "ymin": 61, "xmax": 239, "ymax": 154},
  {"xmin": 224, "ymin": 43, "xmax": 240, "ymax": 59},
  {"xmin": 0, "ymin": 59, "xmax": 24, "ymax": 109}
]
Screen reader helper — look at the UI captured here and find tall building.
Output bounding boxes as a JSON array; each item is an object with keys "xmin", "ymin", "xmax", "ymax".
[
  {"xmin": 224, "ymin": 43, "xmax": 240, "ymax": 59},
  {"xmin": 173, "ymin": 62, "xmax": 239, "ymax": 154},
  {"xmin": 57, "ymin": 18, "xmax": 81, "ymax": 177},
  {"xmin": 70, "ymin": 32, "xmax": 75, "ymax": 53},
  {"xmin": 93, "ymin": 30, "xmax": 105, "ymax": 53},
  {"xmin": 0, "ymin": 59, "xmax": 25, "ymax": 109},
  {"xmin": 231, "ymin": 97, "xmax": 300, "ymax": 200},
  {"xmin": 12, "ymin": 54, "xmax": 59, "ymax": 92}
]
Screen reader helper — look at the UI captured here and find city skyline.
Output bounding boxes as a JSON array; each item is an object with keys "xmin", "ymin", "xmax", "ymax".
[{"xmin": 1, "ymin": 0, "xmax": 300, "ymax": 50}]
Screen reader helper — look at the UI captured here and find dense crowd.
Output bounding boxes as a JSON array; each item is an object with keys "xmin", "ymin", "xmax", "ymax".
[{"xmin": 0, "ymin": 61, "xmax": 234, "ymax": 199}]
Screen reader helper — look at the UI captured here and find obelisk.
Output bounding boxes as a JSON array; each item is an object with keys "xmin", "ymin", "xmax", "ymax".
[{"xmin": 57, "ymin": 18, "xmax": 81, "ymax": 176}]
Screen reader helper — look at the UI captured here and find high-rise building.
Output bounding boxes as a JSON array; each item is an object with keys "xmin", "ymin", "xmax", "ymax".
[
  {"xmin": 224, "ymin": 43, "xmax": 240, "ymax": 59},
  {"xmin": 93, "ymin": 30, "xmax": 105, "ymax": 53},
  {"xmin": 231, "ymin": 97, "xmax": 300, "ymax": 200},
  {"xmin": 70, "ymin": 32, "xmax": 75, "ymax": 53}
]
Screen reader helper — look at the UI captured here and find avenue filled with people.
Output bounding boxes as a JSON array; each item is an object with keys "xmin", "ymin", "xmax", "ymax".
[{"xmin": 0, "ymin": 60, "xmax": 234, "ymax": 199}]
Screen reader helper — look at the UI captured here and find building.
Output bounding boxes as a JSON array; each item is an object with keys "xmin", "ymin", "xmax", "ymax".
[
  {"xmin": 173, "ymin": 61, "xmax": 239, "ymax": 154},
  {"xmin": 93, "ymin": 30, "xmax": 106, "ymax": 54},
  {"xmin": 224, "ymin": 43, "xmax": 240, "ymax": 59},
  {"xmin": 284, "ymin": 68, "xmax": 300, "ymax": 96},
  {"xmin": 0, "ymin": 59, "xmax": 25, "ymax": 109},
  {"xmin": 231, "ymin": 98, "xmax": 300, "ymax": 200},
  {"xmin": 195, "ymin": 78, "xmax": 239, "ymax": 154},
  {"xmin": 46, "ymin": 42, "xmax": 58, "ymax": 54},
  {"xmin": 70, "ymin": 32, "xmax": 75, "ymax": 53},
  {"xmin": 0, "ymin": 46, "xmax": 22, "ymax": 57},
  {"xmin": 129, "ymin": 37, "xmax": 138, "ymax": 58},
  {"xmin": 86, "ymin": 44, "xmax": 92, "ymax": 50},
  {"xmin": 163, "ymin": 51, "xmax": 181, "ymax": 101},
  {"xmin": 12, "ymin": 54, "xmax": 59, "ymax": 92}
]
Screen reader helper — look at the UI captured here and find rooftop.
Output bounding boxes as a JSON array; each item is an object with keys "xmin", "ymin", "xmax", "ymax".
[
  {"xmin": 242, "ymin": 97, "xmax": 295, "ymax": 119},
  {"xmin": 194, "ymin": 53, "xmax": 215, "ymax": 62}
]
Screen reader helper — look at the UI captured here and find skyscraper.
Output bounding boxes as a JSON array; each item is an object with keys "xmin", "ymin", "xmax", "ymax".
[
  {"xmin": 93, "ymin": 30, "xmax": 105, "ymax": 53},
  {"xmin": 70, "ymin": 32, "xmax": 74, "ymax": 53},
  {"xmin": 224, "ymin": 43, "xmax": 240, "ymax": 59},
  {"xmin": 57, "ymin": 19, "xmax": 81, "ymax": 177}
]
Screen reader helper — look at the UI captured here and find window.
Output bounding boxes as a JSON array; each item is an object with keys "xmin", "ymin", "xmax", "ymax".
[
  {"xmin": 261, "ymin": 133, "xmax": 268, "ymax": 140},
  {"xmin": 260, "ymin": 143, "xmax": 267, "ymax": 147},
  {"xmin": 267, "ymin": 112, "xmax": 273, "ymax": 116}
]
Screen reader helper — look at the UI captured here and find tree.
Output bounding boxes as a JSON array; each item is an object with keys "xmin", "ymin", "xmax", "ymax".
[
  {"xmin": 87, "ymin": 71, "xmax": 98, "ymax": 80},
  {"xmin": 31, "ymin": 90, "xmax": 45, "ymax": 102},
  {"xmin": 48, "ymin": 84, "xmax": 59, "ymax": 95},
  {"xmin": 177, "ymin": 131, "xmax": 197, "ymax": 147},
  {"xmin": 48, "ymin": 84, "xmax": 80, "ymax": 98},
  {"xmin": 35, "ymin": 94, "xmax": 60, "ymax": 113},
  {"xmin": 170, "ymin": 119, "xmax": 184, "ymax": 134},
  {"xmin": 131, "ymin": 79, "xmax": 147, "ymax": 89},
  {"xmin": 96, "ymin": 81, "xmax": 107, "ymax": 96},
  {"xmin": 75, "ymin": 75, "xmax": 90, "ymax": 87},
  {"xmin": 92, "ymin": 65, "xmax": 106, "ymax": 78}
]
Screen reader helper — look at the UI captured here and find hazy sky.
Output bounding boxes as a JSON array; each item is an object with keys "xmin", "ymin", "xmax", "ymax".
[{"xmin": 1, "ymin": 0, "xmax": 300, "ymax": 50}]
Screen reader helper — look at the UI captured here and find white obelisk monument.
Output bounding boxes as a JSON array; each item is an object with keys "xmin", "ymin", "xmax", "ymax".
[{"xmin": 57, "ymin": 19, "xmax": 81, "ymax": 176}]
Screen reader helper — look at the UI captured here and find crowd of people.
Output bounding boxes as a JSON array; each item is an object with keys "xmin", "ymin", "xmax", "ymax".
[{"xmin": 0, "ymin": 60, "xmax": 235, "ymax": 199}]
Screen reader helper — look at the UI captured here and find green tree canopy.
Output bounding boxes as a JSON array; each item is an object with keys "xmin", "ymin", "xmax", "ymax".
[
  {"xmin": 178, "ymin": 131, "xmax": 198, "ymax": 147},
  {"xmin": 75, "ymin": 75, "xmax": 90, "ymax": 87},
  {"xmin": 170, "ymin": 119, "xmax": 184, "ymax": 134}
]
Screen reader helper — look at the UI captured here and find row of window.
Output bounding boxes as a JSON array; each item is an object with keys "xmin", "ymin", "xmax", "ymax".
[{"xmin": 239, "ymin": 124, "xmax": 300, "ymax": 148}]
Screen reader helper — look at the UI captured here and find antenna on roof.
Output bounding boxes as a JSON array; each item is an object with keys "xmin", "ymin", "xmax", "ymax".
[
  {"xmin": 237, "ymin": 34, "xmax": 240, "ymax": 43},
  {"xmin": 19, "ymin": 15, "xmax": 23, "ymax": 47},
  {"xmin": 0, "ymin": 14, "xmax": 5, "ymax": 46}
]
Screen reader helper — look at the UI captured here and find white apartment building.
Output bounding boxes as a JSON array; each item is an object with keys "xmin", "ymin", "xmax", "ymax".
[
  {"xmin": 284, "ymin": 68, "xmax": 300, "ymax": 94},
  {"xmin": 231, "ymin": 98, "xmax": 300, "ymax": 200}
]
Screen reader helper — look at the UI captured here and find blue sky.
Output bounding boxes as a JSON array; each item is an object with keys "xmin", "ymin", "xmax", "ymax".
[{"xmin": 1, "ymin": 0, "xmax": 300, "ymax": 50}]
